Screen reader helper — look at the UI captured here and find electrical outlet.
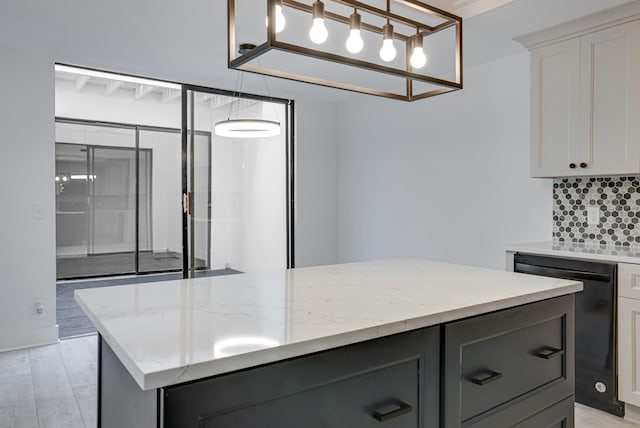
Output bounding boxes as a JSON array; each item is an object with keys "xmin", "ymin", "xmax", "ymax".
[
  {"xmin": 587, "ymin": 206, "xmax": 600, "ymax": 226},
  {"xmin": 35, "ymin": 301, "xmax": 44, "ymax": 316}
]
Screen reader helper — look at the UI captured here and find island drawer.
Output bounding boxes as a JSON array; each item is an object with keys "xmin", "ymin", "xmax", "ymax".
[
  {"xmin": 442, "ymin": 294, "xmax": 575, "ymax": 427},
  {"xmin": 466, "ymin": 395, "xmax": 575, "ymax": 428},
  {"xmin": 163, "ymin": 327, "xmax": 440, "ymax": 428}
]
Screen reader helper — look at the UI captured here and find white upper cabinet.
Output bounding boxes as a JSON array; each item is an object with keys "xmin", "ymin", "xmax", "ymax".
[
  {"xmin": 579, "ymin": 21, "xmax": 640, "ymax": 177},
  {"xmin": 520, "ymin": 4, "xmax": 640, "ymax": 178},
  {"xmin": 530, "ymin": 38, "xmax": 580, "ymax": 177}
]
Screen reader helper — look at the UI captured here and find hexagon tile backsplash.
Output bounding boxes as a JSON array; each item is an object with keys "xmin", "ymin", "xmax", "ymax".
[{"xmin": 553, "ymin": 177, "xmax": 640, "ymax": 246}]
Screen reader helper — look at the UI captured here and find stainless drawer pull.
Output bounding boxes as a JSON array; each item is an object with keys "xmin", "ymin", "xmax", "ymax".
[
  {"xmin": 372, "ymin": 401, "xmax": 412, "ymax": 422},
  {"xmin": 471, "ymin": 370, "xmax": 503, "ymax": 386},
  {"xmin": 537, "ymin": 347, "xmax": 564, "ymax": 360}
]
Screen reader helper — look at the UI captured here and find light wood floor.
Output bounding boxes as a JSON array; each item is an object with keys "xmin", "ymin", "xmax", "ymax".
[{"xmin": 0, "ymin": 335, "xmax": 638, "ymax": 428}]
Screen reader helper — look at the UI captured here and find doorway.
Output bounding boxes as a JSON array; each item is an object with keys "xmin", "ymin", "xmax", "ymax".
[{"xmin": 54, "ymin": 66, "xmax": 294, "ymax": 337}]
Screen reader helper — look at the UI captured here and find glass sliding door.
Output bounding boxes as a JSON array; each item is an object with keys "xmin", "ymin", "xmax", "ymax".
[
  {"xmin": 54, "ymin": 83, "xmax": 292, "ymax": 281},
  {"xmin": 55, "ymin": 143, "xmax": 90, "ymax": 260},
  {"xmin": 55, "ymin": 122, "xmax": 138, "ymax": 278},
  {"xmin": 184, "ymin": 88, "xmax": 290, "ymax": 277},
  {"xmin": 137, "ymin": 128, "xmax": 185, "ymax": 274}
]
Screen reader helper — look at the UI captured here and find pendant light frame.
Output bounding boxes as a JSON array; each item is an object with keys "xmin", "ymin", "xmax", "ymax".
[{"xmin": 228, "ymin": 0, "xmax": 462, "ymax": 101}]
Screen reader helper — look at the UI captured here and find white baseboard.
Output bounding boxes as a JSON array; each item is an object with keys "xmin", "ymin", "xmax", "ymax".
[
  {"xmin": 0, "ymin": 324, "xmax": 59, "ymax": 352},
  {"xmin": 626, "ymin": 403, "xmax": 640, "ymax": 424}
]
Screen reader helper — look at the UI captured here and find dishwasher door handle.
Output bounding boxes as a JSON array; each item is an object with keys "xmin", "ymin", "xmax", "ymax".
[{"xmin": 514, "ymin": 263, "xmax": 610, "ymax": 282}]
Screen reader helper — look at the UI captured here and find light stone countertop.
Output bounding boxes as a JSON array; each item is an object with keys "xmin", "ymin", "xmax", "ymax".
[
  {"xmin": 75, "ymin": 258, "xmax": 582, "ymax": 391},
  {"xmin": 507, "ymin": 241, "xmax": 640, "ymax": 264}
]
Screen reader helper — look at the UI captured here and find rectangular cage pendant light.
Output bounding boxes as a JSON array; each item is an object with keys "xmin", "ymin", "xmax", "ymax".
[{"xmin": 228, "ymin": 0, "xmax": 462, "ymax": 101}]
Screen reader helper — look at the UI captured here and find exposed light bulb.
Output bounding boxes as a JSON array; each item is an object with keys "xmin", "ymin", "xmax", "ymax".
[
  {"xmin": 309, "ymin": 18, "xmax": 328, "ymax": 44},
  {"xmin": 309, "ymin": 1, "xmax": 328, "ymax": 44},
  {"xmin": 379, "ymin": 23, "xmax": 396, "ymax": 62},
  {"xmin": 410, "ymin": 48, "xmax": 426, "ymax": 68},
  {"xmin": 410, "ymin": 33, "xmax": 427, "ymax": 69},
  {"xmin": 265, "ymin": 4, "xmax": 286, "ymax": 33},
  {"xmin": 346, "ymin": 29, "xmax": 363, "ymax": 54},
  {"xmin": 346, "ymin": 10, "xmax": 363, "ymax": 54},
  {"xmin": 379, "ymin": 40, "xmax": 396, "ymax": 62},
  {"xmin": 275, "ymin": 5, "xmax": 286, "ymax": 33}
]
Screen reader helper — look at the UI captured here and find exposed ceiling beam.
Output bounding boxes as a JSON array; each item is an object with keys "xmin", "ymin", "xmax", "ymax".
[
  {"xmin": 161, "ymin": 88, "xmax": 181, "ymax": 103},
  {"xmin": 104, "ymin": 80, "xmax": 123, "ymax": 96},
  {"xmin": 74, "ymin": 75, "xmax": 90, "ymax": 92},
  {"xmin": 135, "ymin": 84, "xmax": 154, "ymax": 100}
]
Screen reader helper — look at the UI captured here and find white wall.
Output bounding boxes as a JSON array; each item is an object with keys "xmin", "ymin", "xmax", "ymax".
[
  {"xmin": 338, "ymin": 52, "xmax": 552, "ymax": 269},
  {"xmin": 0, "ymin": 45, "xmax": 59, "ymax": 351},
  {"xmin": 209, "ymin": 101, "xmax": 287, "ymax": 272},
  {"xmin": 294, "ymin": 100, "xmax": 340, "ymax": 267}
]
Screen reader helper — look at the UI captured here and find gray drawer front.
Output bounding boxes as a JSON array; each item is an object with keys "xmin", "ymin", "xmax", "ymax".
[
  {"xmin": 201, "ymin": 359, "xmax": 418, "ymax": 428},
  {"xmin": 163, "ymin": 327, "xmax": 440, "ymax": 428},
  {"xmin": 513, "ymin": 397, "xmax": 575, "ymax": 428},
  {"xmin": 460, "ymin": 316, "xmax": 563, "ymax": 420},
  {"xmin": 444, "ymin": 295, "xmax": 575, "ymax": 427},
  {"xmin": 467, "ymin": 395, "xmax": 575, "ymax": 428}
]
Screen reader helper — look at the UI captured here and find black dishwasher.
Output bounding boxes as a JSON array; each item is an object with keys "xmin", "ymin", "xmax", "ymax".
[{"xmin": 513, "ymin": 253, "xmax": 624, "ymax": 416}]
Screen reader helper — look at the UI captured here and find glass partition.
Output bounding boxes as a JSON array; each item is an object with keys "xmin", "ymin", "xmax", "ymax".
[
  {"xmin": 185, "ymin": 90, "xmax": 288, "ymax": 276},
  {"xmin": 137, "ymin": 129, "xmax": 185, "ymax": 273},
  {"xmin": 55, "ymin": 121, "xmax": 202, "ymax": 279}
]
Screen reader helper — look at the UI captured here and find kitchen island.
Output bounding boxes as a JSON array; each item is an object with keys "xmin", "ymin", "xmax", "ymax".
[{"xmin": 75, "ymin": 259, "xmax": 582, "ymax": 427}]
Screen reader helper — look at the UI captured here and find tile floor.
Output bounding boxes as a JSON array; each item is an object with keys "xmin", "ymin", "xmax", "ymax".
[
  {"xmin": 0, "ymin": 334, "xmax": 638, "ymax": 427},
  {"xmin": 0, "ymin": 336, "xmax": 96, "ymax": 428}
]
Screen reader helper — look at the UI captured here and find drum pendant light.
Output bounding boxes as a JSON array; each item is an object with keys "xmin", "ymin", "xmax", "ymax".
[
  {"xmin": 215, "ymin": 60, "xmax": 281, "ymax": 139},
  {"xmin": 214, "ymin": 119, "xmax": 281, "ymax": 138}
]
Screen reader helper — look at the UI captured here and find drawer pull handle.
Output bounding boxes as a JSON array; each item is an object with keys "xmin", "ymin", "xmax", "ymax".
[
  {"xmin": 537, "ymin": 348, "xmax": 564, "ymax": 360},
  {"xmin": 471, "ymin": 370, "xmax": 503, "ymax": 386},
  {"xmin": 372, "ymin": 401, "xmax": 412, "ymax": 422}
]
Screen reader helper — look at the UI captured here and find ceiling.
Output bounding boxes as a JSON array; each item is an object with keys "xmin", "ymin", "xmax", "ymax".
[{"xmin": 1, "ymin": 0, "xmax": 636, "ymax": 102}]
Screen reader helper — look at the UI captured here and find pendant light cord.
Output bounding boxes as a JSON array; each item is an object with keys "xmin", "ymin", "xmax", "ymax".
[
  {"xmin": 257, "ymin": 58, "xmax": 281, "ymax": 123},
  {"xmin": 228, "ymin": 71, "xmax": 245, "ymax": 120},
  {"xmin": 229, "ymin": 64, "xmax": 280, "ymax": 124}
]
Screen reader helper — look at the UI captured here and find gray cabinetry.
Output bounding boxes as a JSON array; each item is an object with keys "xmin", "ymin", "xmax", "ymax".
[
  {"xmin": 163, "ymin": 327, "xmax": 440, "ymax": 428},
  {"xmin": 513, "ymin": 397, "xmax": 575, "ymax": 428},
  {"xmin": 99, "ymin": 295, "xmax": 576, "ymax": 428},
  {"xmin": 443, "ymin": 294, "xmax": 574, "ymax": 427}
]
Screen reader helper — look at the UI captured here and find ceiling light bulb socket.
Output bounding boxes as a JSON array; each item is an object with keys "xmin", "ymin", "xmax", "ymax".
[
  {"xmin": 350, "ymin": 11, "xmax": 361, "ymax": 30},
  {"xmin": 383, "ymin": 23, "xmax": 394, "ymax": 40},
  {"xmin": 413, "ymin": 33, "xmax": 423, "ymax": 49},
  {"xmin": 312, "ymin": 1, "xmax": 325, "ymax": 19},
  {"xmin": 238, "ymin": 43, "xmax": 257, "ymax": 54}
]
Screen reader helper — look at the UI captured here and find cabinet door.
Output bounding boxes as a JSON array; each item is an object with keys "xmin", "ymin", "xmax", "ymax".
[
  {"xmin": 618, "ymin": 296, "xmax": 640, "ymax": 407},
  {"xmin": 579, "ymin": 20, "xmax": 640, "ymax": 176},
  {"xmin": 530, "ymin": 38, "xmax": 581, "ymax": 178},
  {"xmin": 618, "ymin": 263, "xmax": 640, "ymax": 300},
  {"xmin": 442, "ymin": 295, "xmax": 574, "ymax": 427}
]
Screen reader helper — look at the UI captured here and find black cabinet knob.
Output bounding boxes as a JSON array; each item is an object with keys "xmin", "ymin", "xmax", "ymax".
[
  {"xmin": 569, "ymin": 163, "xmax": 576, "ymax": 169},
  {"xmin": 580, "ymin": 162, "xmax": 587, "ymax": 168}
]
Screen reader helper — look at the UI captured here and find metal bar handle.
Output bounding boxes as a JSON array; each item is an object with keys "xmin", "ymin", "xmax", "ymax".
[
  {"xmin": 537, "ymin": 347, "xmax": 564, "ymax": 360},
  {"xmin": 514, "ymin": 262, "xmax": 610, "ymax": 282},
  {"xmin": 372, "ymin": 401, "xmax": 412, "ymax": 422},
  {"xmin": 471, "ymin": 370, "xmax": 503, "ymax": 386}
]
